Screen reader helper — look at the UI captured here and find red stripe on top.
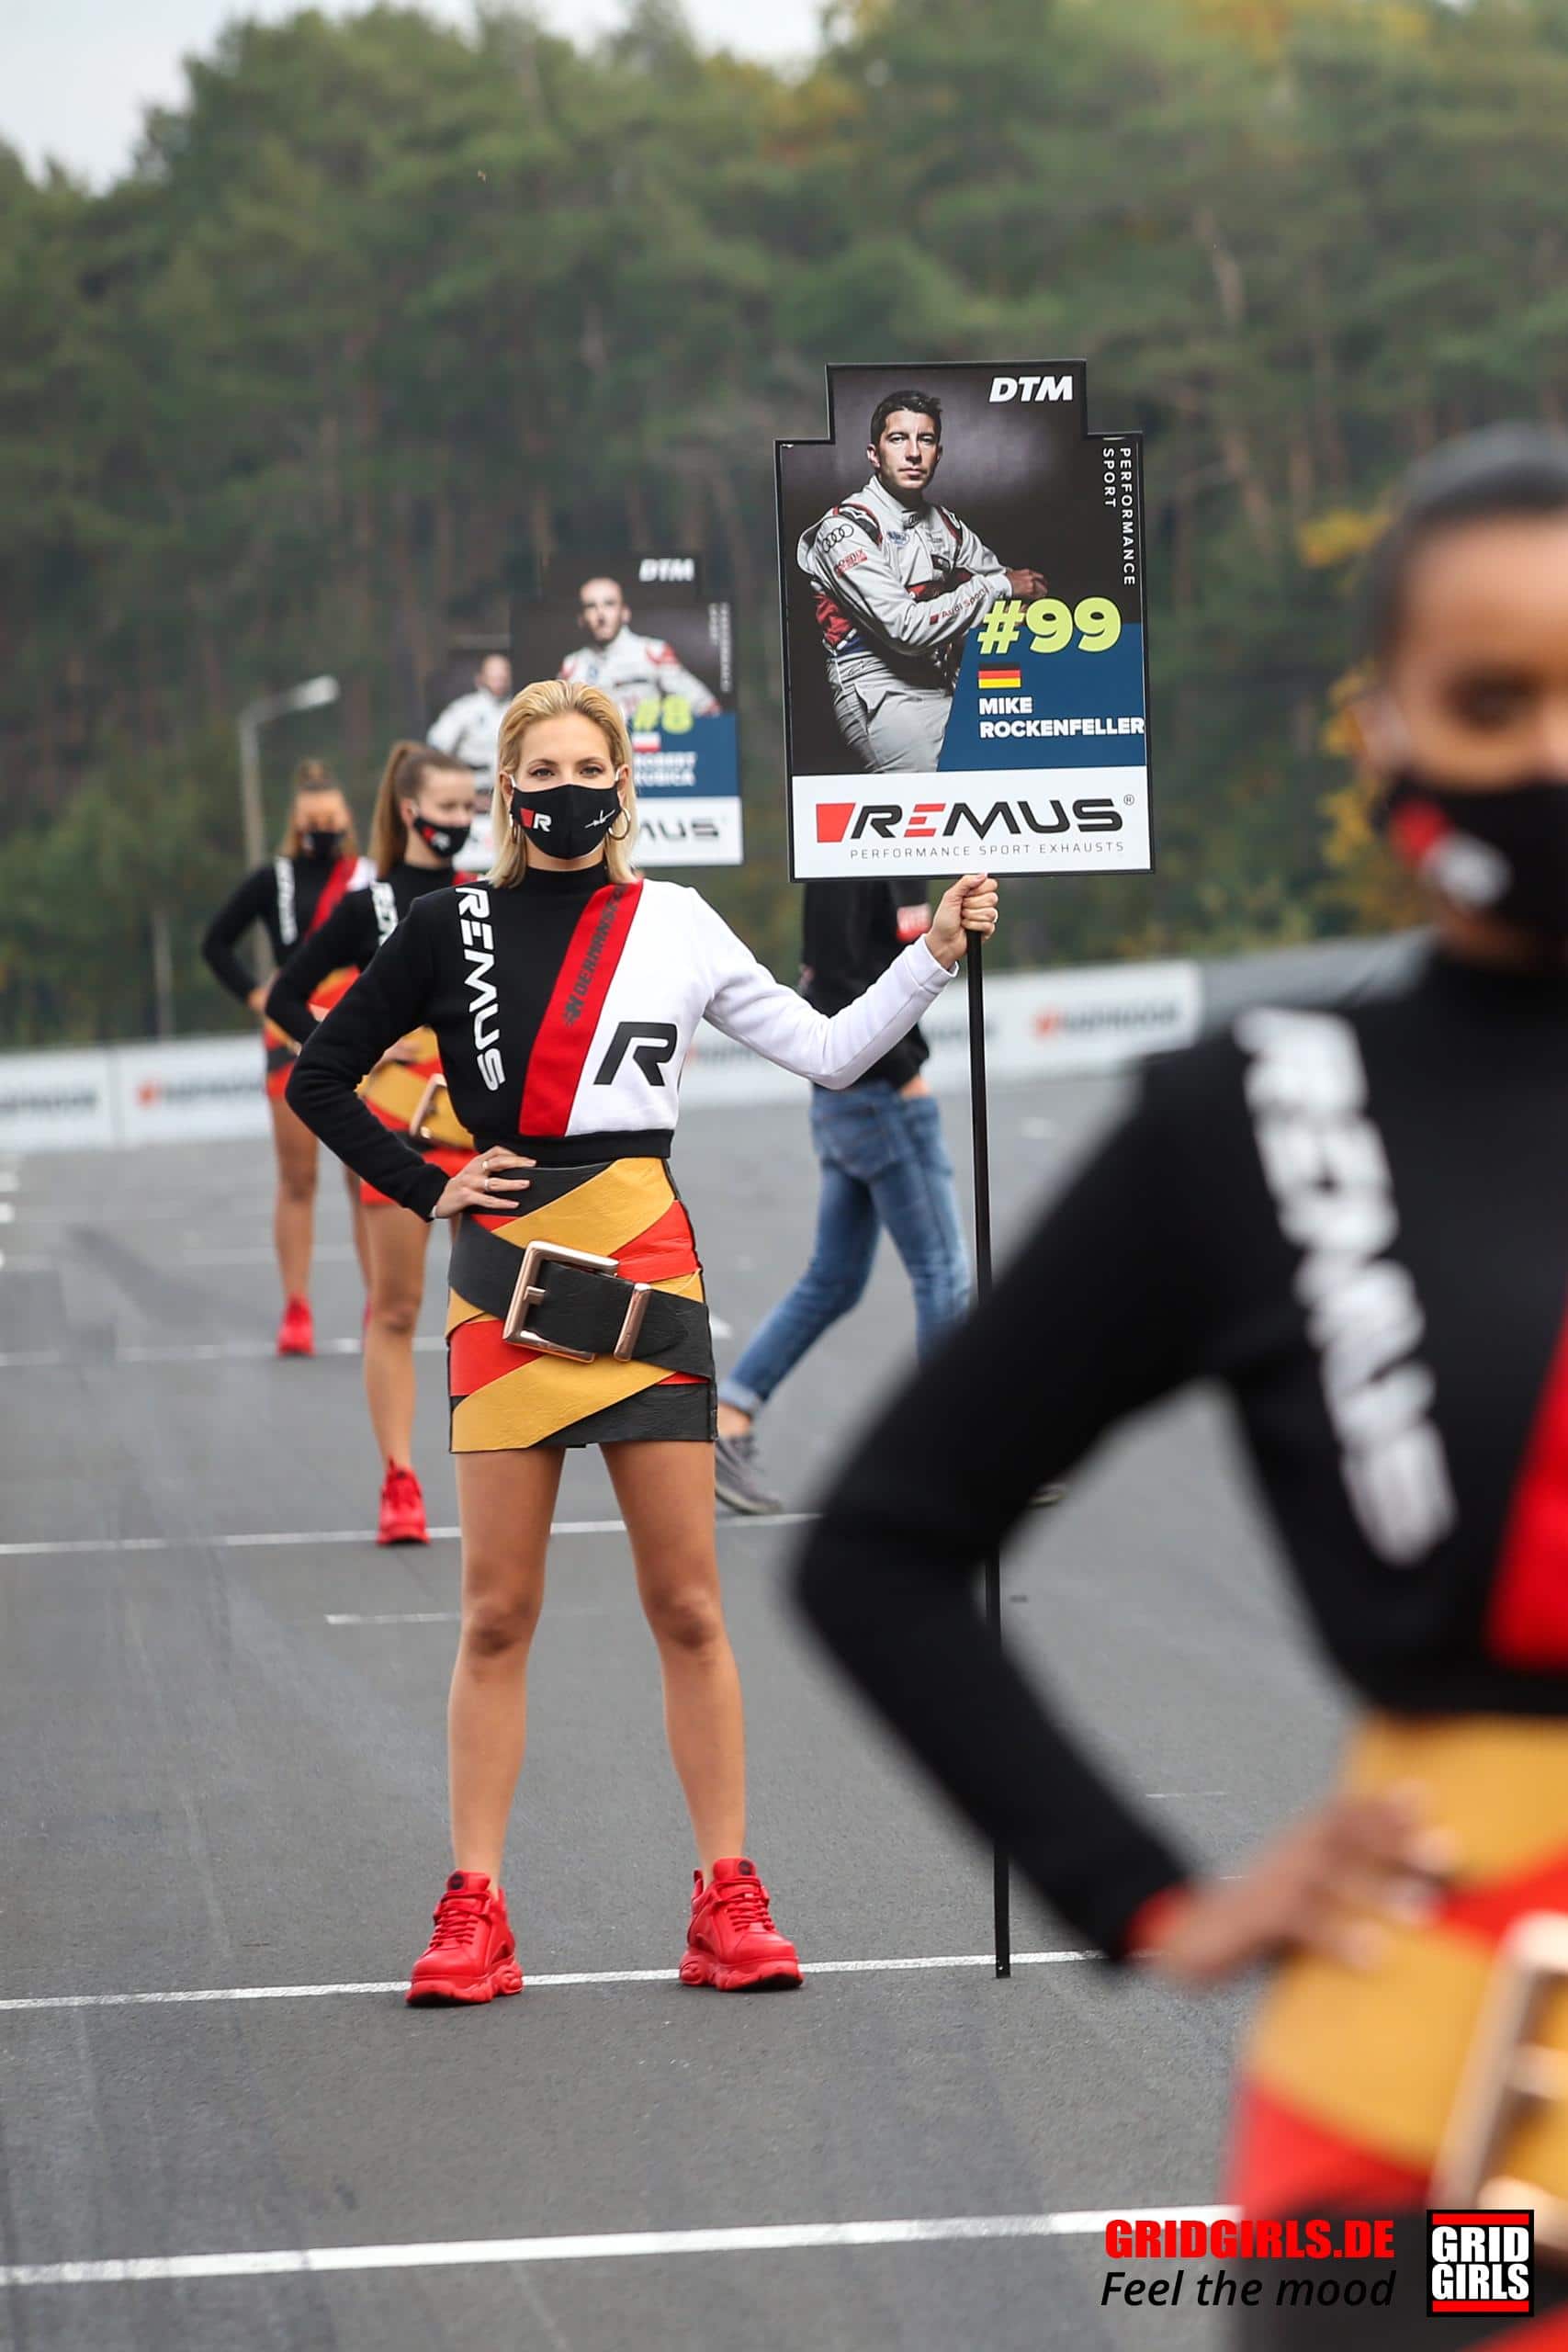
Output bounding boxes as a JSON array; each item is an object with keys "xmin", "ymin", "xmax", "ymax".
[
  {"xmin": 309, "ymin": 854, "xmax": 359, "ymax": 934},
  {"xmin": 1488, "ymin": 1298, "xmax": 1568, "ymax": 1667},
  {"xmin": 517, "ymin": 882, "xmax": 642, "ymax": 1136}
]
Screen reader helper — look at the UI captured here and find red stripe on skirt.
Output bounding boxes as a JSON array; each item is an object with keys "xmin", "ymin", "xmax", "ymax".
[
  {"xmin": 1474, "ymin": 2309, "xmax": 1568, "ymax": 2349},
  {"xmin": 1488, "ymin": 1296, "xmax": 1568, "ymax": 1666},
  {"xmin": 1225, "ymin": 2078, "xmax": 1427, "ymax": 2217},
  {"xmin": 1438, "ymin": 1849, "xmax": 1568, "ymax": 1945},
  {"xmin": 612, "ymin": 1195, "xmax": 698, "ymax": 1282},
  {"xmin": 448, "ymin": 1314, "xmax": 701, "ymax": 1398},
  {"xmin": 517, "ymin": 882, "xmax": 642, "ymax": 1136}
]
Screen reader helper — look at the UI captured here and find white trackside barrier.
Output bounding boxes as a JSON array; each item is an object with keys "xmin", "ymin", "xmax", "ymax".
[{"xmin": 0, "ymin": 936, "xmax": 1422, "ymax": 1156}]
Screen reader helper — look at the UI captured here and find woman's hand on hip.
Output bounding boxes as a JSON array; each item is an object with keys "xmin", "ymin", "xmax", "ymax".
[
  {"xmin": 433, "ymin": 1148, "xmax": 536, "ymax": 1220},
  {"xmin": 1137, "ymin": 1788, "xmax": 1454, "ymax": 1988},
  {"xmin": 927, "ymin": 874, "xmax": 998, "ymax": 967}
]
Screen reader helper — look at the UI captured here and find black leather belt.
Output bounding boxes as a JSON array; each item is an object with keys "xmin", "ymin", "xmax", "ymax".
[{"xmin": 450, "ymin": 1217, "xmax": 712, "ymax": 1377}]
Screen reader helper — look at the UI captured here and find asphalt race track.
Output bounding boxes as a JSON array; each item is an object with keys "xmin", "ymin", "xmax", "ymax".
[{"xmin": 0, "ymin": 1077, "xmax": 1349, "ymax": 2352}]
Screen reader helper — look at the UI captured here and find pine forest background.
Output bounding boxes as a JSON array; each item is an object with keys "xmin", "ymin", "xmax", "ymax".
[{"xmin": 3, "ymin": 0, "xmax": 1563, "ymax": 1046}]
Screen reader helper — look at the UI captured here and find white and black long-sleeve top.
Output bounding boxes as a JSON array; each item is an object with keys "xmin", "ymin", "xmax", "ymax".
[{"xmin": 287, "ymin": 860, "xmax": 956, "ymax": 1217}]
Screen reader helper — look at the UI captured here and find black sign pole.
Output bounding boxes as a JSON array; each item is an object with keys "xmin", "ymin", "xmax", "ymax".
[{"xmin": 964, "ymin": 933, "xmax": 1010, "ymax": 1980}]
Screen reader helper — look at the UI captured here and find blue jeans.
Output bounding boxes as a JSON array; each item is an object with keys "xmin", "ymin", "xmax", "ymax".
[{"xmin": 718, "ymin": 1083, "xmax": 971, "ymax": 1415}]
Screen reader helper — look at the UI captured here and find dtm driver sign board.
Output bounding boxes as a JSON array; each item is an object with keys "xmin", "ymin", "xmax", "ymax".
[
  {"xmin": 512, "ymin": 550, "xmax": 741, "ymax": 868},
  {"xmin": 777, "ymin": 363, "xmax": 1149, "ymax": 877}
]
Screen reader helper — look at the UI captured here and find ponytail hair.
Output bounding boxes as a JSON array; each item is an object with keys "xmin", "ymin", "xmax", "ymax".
[
  {"xmin": 368, "ymin": 740, "xmax": 470, "ymax": 877},
  {"xmin": 276, "ymin": 758, "xmax": 357, "ymax": 859}
]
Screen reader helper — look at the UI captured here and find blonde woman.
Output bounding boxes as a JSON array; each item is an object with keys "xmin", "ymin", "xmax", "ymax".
[
  {"xmin": 267, "ymin": 742, "xmax": 479, "ymax": 1543},
  {"xmin": 201, "ymin": 759, "xmax": 371, "ymax": 1355},
  {"xmin": 288, "ymin": 679, "xmax": 996, "ymax": 2005}
]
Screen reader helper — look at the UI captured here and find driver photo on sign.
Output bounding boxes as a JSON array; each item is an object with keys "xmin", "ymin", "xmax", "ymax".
[
  {"xmin": 797, "ymin": 389, "xmax": 1048, "ymax": 774},
  {"xmin": 558, "ymin": 574, "xmax": 721, "ymax": 727}
]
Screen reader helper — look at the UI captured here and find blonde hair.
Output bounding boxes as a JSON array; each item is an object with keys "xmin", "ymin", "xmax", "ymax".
[
  {"xmin": 277, "ymin": 759, "xmax": 358, "ymax": 860},
  {"xmin": 368, "ymin": 740, "xmax": 470, "ymax": 878},
  {"xmin": 488, "ymin": 679, "xmax": 638, "ymax": 889}
]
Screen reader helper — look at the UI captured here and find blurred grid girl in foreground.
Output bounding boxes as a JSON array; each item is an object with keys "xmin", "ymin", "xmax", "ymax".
[
  {"xmin": 287, "ymin": 679, "xmax": 997, "ymax": 2005},
  {"xmin": 798, "ymin": 426, "xmax": 1568, "ymax": 2341}
]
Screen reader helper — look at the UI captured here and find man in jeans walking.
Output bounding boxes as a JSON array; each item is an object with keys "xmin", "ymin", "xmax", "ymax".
[{"xmin": 714, "ymin": 877, "xmax": 970, "ymax": 1515}]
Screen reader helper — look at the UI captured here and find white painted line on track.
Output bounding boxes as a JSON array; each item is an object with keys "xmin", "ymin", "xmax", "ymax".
[
  {"xmin": 0, "ymin": 1511, "xmax": 816, "ymax": 1560},
  {"xmin": 326, "ymin": 1610, "xmax": 458, "ymax": 1626},
  {"xmin": 179, "ymin": 1243, "xmax": 358, "ymax": 1264},
  {"xmin": 1, "ymin": 1326, "xmax": 730, "ymax": 1368},
  {"xmin": 0, "ymin": 1337, "xmax": 447, "ymax": 1369},
  {"xmin": 0, "ymin": 2208, "xmax": 1233, "ymax": 2290},
  {"xmin": 0, "ymin": 1948, "xmax": 1095, "ymax": 2013},
  {"xmin": 327, "ymin": 1604, "xmax": 610, "ymax": 1627}
]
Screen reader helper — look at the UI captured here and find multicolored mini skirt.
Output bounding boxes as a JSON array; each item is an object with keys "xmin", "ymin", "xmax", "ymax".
[
  {"xmin": 1230, "ymin": 1713, "xmax": 1568, "ymax": 2344},
  {"xmin": 359, "ymin": 1029, "xmax": 473, "ymax": 1210},
  {"xmin": 445, "ymin": 1156, "xmax": 715, "ymax": 1453}
]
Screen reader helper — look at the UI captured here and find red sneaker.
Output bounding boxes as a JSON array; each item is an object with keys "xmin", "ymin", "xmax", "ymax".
[
  {"xmin": 406, "ymin": 1871, "xmax": 524, "ymax": 2007},
  {"xmin": 276, "ymin": 1295, "xmax": 314, "ymax": 1357},
  {"xmin": 679, "ymin": 1857, "xmax": 802, "ymax": 1992},
  {"xmin": 378, "ymin": 1462, "xmax": 427, "ymax": 1545}
]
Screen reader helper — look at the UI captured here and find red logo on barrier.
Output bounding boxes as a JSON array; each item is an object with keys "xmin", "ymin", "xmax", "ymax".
[
  {"xmin": 136, "ymin": 1080, "xmax": 164, "ymax": 1107},
  {"xmin": 815, "ymin": 803, "xmax": 855, "ymax": 844}
]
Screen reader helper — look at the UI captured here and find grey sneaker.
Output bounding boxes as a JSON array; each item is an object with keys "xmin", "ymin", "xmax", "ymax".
[{"xmin": 714, "ymin": 1430, "xmax": 784, "ymax": 1516}]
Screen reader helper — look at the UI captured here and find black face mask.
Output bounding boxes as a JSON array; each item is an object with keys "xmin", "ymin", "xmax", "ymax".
[
  {"xmin": 1378, "ymin": 773, "xmax": 1568, "ymax": 941},
  {"xmin": 508, "ymin": 782, "xmax": 620, "ymax": 863},
  {"xmin": 299, "ymin": 829, "xmax": 344, "ymax": 862},
  {"xmin": 408, "ymin": 811, "xmax": 470, "ymax": 862}
]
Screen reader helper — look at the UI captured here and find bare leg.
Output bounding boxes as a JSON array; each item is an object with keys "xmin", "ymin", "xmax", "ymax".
[
  {"xmin": 448, "ymin": 1448, "xmax": 562, "ymax": 1884},
  {"xmin": 604, "ymin": 1440, "xmax": 745, "ymax": 1875},
  {"xmin": 344, "ymin": 1166, "xmax": 372, "ymax": 1295},
  {"xmin": 269, "ymin": 1093, "xmax": 318, "ymax": 1302},
  {"xmin": 363, "ymin": 1204, "xmax": 430, "ymax": 1468}
]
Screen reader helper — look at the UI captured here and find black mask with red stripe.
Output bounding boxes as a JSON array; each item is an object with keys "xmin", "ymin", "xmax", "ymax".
[
  {"xmin": 407, "ymin": 811, "xmax": 469, "ymax": 862},
  {"xmin": 1378, "ymin": 775, "xmax": 1568, "ymax": 940},
  {"xmin": 508, "ymin": 783, "xmax": 621, "ymax": 863}
]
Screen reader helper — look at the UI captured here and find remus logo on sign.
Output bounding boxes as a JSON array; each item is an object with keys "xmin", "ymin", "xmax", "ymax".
[{"xmin": 816, "ymin": 797, "xmax": 1123, "ymax": 843}]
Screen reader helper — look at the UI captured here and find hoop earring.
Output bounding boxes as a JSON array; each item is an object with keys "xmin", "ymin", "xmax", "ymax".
[{"xmin": 609, "ymin": 808, "xmax": 631, "ymax": 842}]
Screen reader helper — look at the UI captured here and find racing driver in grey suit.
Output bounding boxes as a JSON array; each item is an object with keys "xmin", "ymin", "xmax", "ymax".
[{"xmin": 797, "ymin": 389, "xmax": 1048, "ymax": 773}]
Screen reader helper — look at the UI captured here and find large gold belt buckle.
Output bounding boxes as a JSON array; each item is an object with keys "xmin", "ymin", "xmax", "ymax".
[
  {"xmin": 1435, "ymin": 1912, "xmax": 1568, "ymax": 2257},
  {"xmin": 409, "ymin": 1074, "xmax": 449, "ymax": 1142},
  {"xmin": 502, "ymin": 1238, "xmax": 651, "ymax": 1363}
]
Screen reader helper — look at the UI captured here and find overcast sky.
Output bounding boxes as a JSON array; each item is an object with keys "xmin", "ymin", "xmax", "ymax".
[{"xmin": 6, "ymin": 0, "xmax": 824, "ymax": 186}]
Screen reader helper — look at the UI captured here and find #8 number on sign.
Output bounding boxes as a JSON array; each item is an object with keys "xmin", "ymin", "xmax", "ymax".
[{"xmin": 632, "ymin": 694, "xmax": 695, "ymax": 734}]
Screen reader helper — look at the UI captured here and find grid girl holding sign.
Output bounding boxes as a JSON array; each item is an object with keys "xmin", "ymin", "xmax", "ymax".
[{"xmin": 287, "ymin": 677, "xmax": 997, "ymax": 2006}]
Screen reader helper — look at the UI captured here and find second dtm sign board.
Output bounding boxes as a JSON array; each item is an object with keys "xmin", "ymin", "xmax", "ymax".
[{"xmin": 777, "ymin": 361, "xmax": 1150, "ymax": 878}]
